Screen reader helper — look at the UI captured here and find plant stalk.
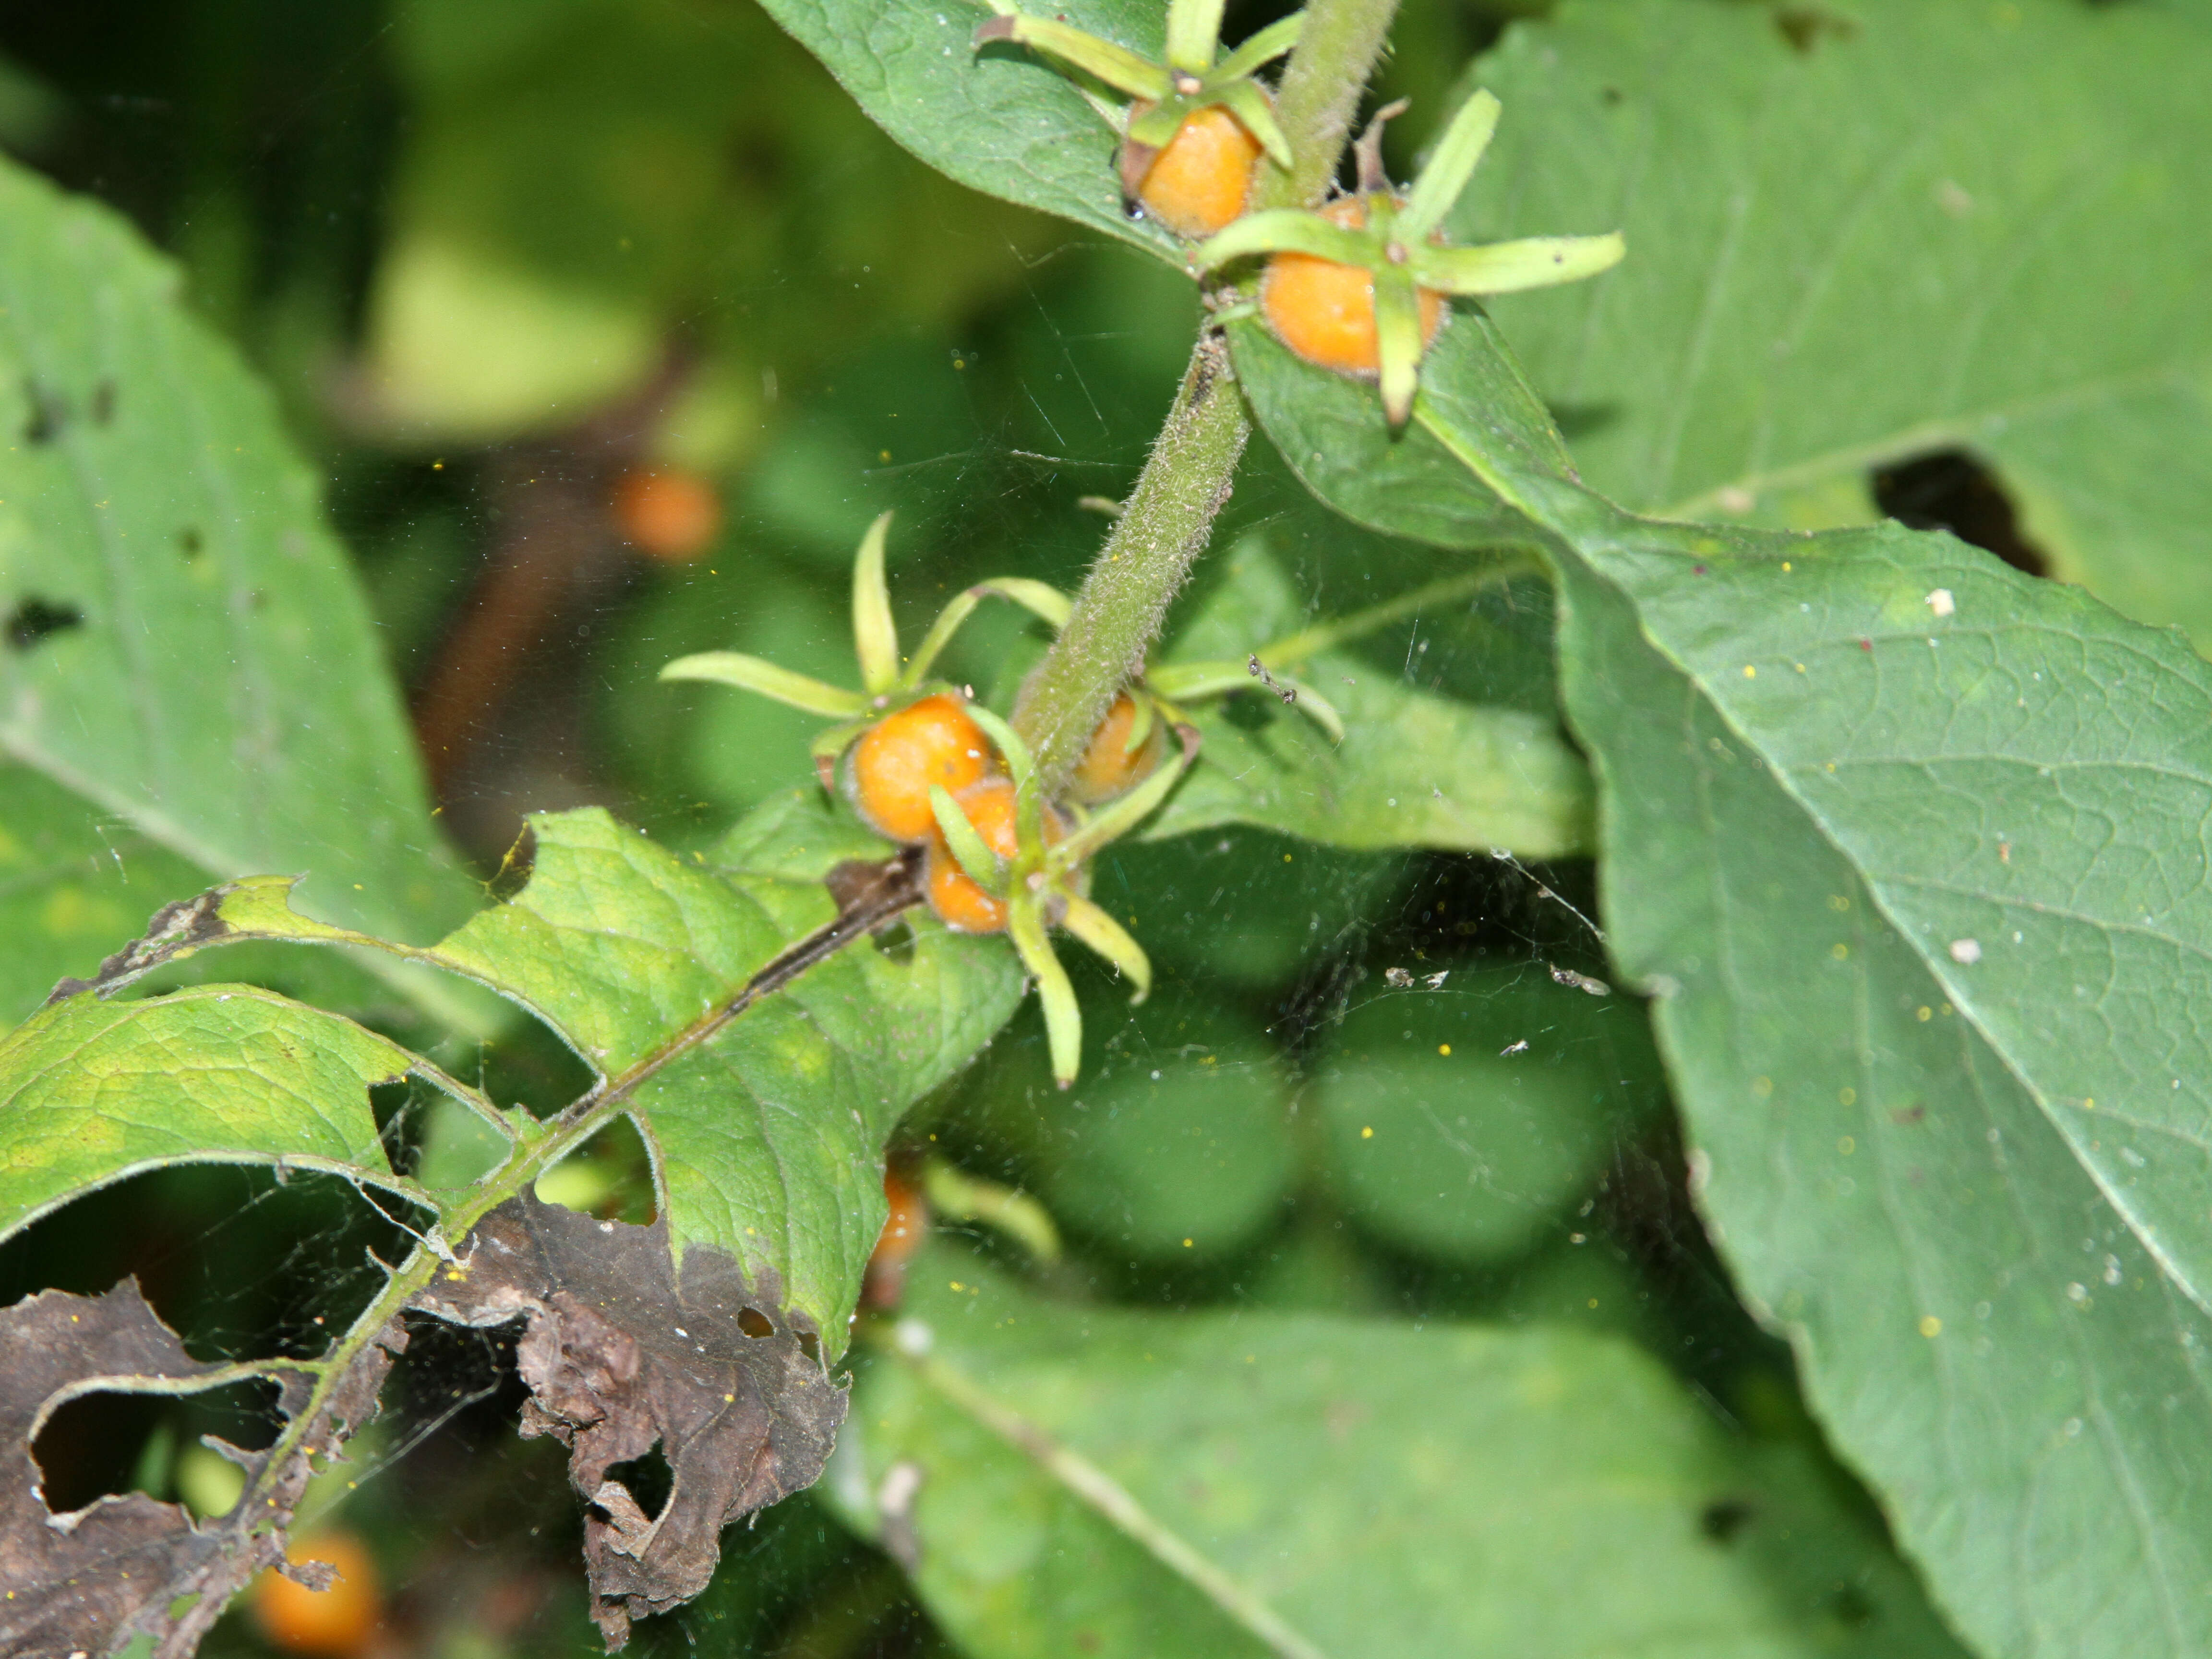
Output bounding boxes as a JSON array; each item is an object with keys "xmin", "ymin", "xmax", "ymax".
[
  {"xmin": 1258, "ymin": 0, "xmax": 1405, "ymax": 208},
  {"xmin": 1012, "ymin": 335, "xmax": 1247, "ymax": 790},
  {"xmin": 1009, "ymin": 0, "xmax": 1405, "ymax": 790}
]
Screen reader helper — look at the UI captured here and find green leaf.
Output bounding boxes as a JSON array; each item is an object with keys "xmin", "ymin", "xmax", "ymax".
[
  {"xmin": 1237, "ymin": 229, "xmax": 2212, "ymax": 1659},
  {"xmin": 828, "ymin": 1255, "xmax": 1972, "ymax": 1658},
  {"xmin": 1456, "ymin": 0, "xmax": 2212, "ymax": 649},
  {"xmin": 10, "ymin": 803, "xmax": 1026, "ymax": 1356},
  {"xmin": 0, "ymin": 155, "xmax": 480, "ymax": 1029},
  {"xmin": 1309, "ymin": 964, "xmax": 1665, "ymax": 1262},
  {"xmin": 0, "ymin": 764, "xmax": 207, "ymax": 1027},
  {"xmin": 1144, "ymin": 534, "xmax": 1591, "ymax": 857},
  {"xmin": 758, "ymin": 0, "xmax": 1183, "ymax": 262},
  {"xmin": 0, "ymin": 984, "xmax": 430, "ymax": 1242}
]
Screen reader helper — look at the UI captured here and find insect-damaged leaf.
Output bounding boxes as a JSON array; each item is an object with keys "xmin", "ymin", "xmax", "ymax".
[
  {"xmin": 1457, "ymin": 0, "xmax": 2212, "ymax": 652},
  {"xmin": 1235, "ymin": 246, "xmax": 2212, "ymax": 1658},
  {"xmin": 411, "ymin": 1194, "xmax": 846, "ymax": 1648},
  {"xmin": 0, "ymin": 155, "xmax": 480, "ymax": 1036},
  {"xmin": 0, "ymin": 1282, "xmax": 402, "ymax": 1659}
]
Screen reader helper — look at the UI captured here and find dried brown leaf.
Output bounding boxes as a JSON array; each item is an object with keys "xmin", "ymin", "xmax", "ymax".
[
  {"xmin": 408, "ymin": 1194, "xmax": 847, "ymax": 1647},
  {"xmin": 0, "ymin": 1281, "xmax": 399, "ymax": 1659}
]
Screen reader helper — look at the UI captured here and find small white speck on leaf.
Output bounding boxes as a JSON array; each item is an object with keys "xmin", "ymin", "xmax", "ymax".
[
  {"xmin": 1926, "ymin": 588, "xmax": 1955, "ymax": 616},
  {"xmin": 1949, "ymin": 938, "xmax": 1982, "ymax": 964}
]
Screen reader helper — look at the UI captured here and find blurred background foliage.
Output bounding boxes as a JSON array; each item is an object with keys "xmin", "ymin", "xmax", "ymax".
[{"xmin": 0, "ymin": 1, "xmax": 1917, "ymax": 1655}]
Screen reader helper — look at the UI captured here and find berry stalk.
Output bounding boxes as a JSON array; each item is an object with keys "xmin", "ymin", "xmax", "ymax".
[{"xmin": 1010, "ymin": 0, "xmax": 1404, "ymax": 791}]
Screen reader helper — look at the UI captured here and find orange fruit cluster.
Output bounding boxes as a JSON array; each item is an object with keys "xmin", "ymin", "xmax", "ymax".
[{"xmin": 842, "ymin": 690, "xmax": 1159, "ymax": 936}]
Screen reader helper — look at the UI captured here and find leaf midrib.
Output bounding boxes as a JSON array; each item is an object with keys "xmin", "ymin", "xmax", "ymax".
[{"xmin": 1655, "ymin": 358, "xmax": 2212, "ymax": 523}]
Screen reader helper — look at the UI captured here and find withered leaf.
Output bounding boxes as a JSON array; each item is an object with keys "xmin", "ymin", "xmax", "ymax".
[
  {"xmin": 0, "ymin": 1281, "xmax": 399, "ymax": 1659},
  {"xmin": 408, "ymin": 1194, "xmax": 847, "ymax": 1648}
]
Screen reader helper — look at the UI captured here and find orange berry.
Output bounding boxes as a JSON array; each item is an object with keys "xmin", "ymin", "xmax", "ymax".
[
  {"xmin": 845, "ymin": 694, "xmax": 995, "ymax": 843},
  {"xmin": 864, "ymin": 1167, "xmax": 929, "ymax": 1307},
  {"xmin": 1130, "ymin": 103, "xmax": 1262, "ymax": 240},
  {"xmin": 925, "ymin": 776, "xmax": 1024, "ymax": 934},
  {"xmin": 1260, "ymin": 197, "xmax": 1446, "ymax": 377},
  {"xmin": 613, "ymin": 467, "xmax": 724, "ymax": 562},
  {"xmin": 252, "ymin": 1531, "xmax": 380, "ymax": 1657},
  {"xmin": 1068, "ymin": 692, "xmax": 1165, "ymax": 805}
]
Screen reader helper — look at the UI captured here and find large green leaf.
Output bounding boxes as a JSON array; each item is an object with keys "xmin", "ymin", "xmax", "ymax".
[
  {"xmin": 0, "ymin": 156, "xmax": 479, "ymax": 1030},
  {"xmin": 1459, "ymin": 0, "xmax": 2212, "ymax": 647},
  {"xmin": 1234, "ymin": 262, "xmax": 2212, "ymax": 1658},
  {"xmin": 1148, "ymin": 533, "xmax": 1592, "ymax": 856},
  {"xmin": 826, "ymin": 1253, "xmax": 1970, "ymax": 1657},
  {"xmin": 757, "ymin": 0, "xmax": 1182, "ymax": 261},
  {"xmin": 1, "ymin": 802, "xmax": 1025, "ymax": 1355}
]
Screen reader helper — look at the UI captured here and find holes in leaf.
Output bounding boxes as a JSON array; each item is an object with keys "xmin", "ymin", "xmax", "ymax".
[
  {"xmin": 872, "ymin": 918, "xmax": 916, "ymax": 965},
  {"xmin": 7, "ymin": 596, "xmax": 84, "ymax": 651},
  {"xmin": 1869, "ymin": 449, "xmax": 2049, "ymax": 577},
  {"xmin": 736, "ymin": 1306, "xmax": 775, "ymax": 1340},
  {"xmin": 1773, "ymin": 4, "xmax": 1858, "ymax": 52},
  {"xmin": 33, "ymin": 1375, "xmax": 280, "ymax": 1515},
  {"xmin": 20, "ymin": 377, "xmax": 64, "ymax": 444},
  {"xmin": 1699, "ymin": 1495, "xmax": 1756, "ymax": 1544},
  {"xmin": 602, "ymin": 1443, "xmax": 674, "ymax": 1521}
]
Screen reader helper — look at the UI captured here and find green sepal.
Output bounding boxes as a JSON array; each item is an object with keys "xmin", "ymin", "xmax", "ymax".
[
  {"xmin": 1052, "ymin": 724, "xmax": 1198, "ymax": 870},
  {"xmin": 974, "ymin": 14, "xmax": 1171, "ymax": 101},
  {"xmin": 1057, "ymin": 893, "xmax": 1153, "ymax": 1003},
  {"xmin": 1212, "ymin": 78, "xmax": 1291, "ymax": 170},
  {"xmin": 660, "ymin": 651, "xmax": 866, "ymax": 719},
  {"xmin": 919, "ymin": 1159, "xmax": 1063, "ymax": 1261},
  {"xmin": 1128, "ymin": 94, "xmax": 1202, "ymax": 152},
  {"xmin": 902, "ymin": 577, "xmax": 1071, "ymax": 690},
  {"xmin": 852, "ymin": 511, "xmax": 901, "ymax": 697},
  {"xmin": 1008, "ymin": 897, "xmax": 1082, "ymax": 1085},
  {"xmin": 809, "ymin": 717, "xmax": 875, "ymax": 764},
  {"xmin": 963, "ymin": 705, "xmax": 1046, "ymax": 860},
  {"xmin": 930, "ymin": 784, "xmax": 1010, "ymax": 897},
  {"xmin": 1372, "ymin": 267, "xmax": 1427, "ymax": 428},
  {"xmin": 1209, "ymin": 13, "xmax": 1302, "ymax": 83},
  {"xmin": 1413, "ymin": 232, "xmax": 1626, "ymax": 296},
  {"xmin": 1399, "ymin": 89, "xmax": 1501, "ymax": 242},
  {"xmin": 1122, "ymin": 687, "xmax": 1156, "ymax": 756},
  {"xmin": 1193, "ymin": 208, "xmax": 1375, "ymax": 273},
  {"xmin": 1163, "ymin": 0, "xmax": 1226, "ymax": 75}
]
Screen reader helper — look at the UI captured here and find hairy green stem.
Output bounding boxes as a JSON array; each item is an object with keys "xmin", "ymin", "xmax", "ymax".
[
  {"xmin": 1258, "ymin": 0, "xmax": 1405, "ymax": 208},
  {"xmin": 1012, "ymin": 336, "xmax": 1248, "ymax": 789},
  {"xmin": 1010, "ymin": 0, "xmax": 1404, "ymax": 790}
]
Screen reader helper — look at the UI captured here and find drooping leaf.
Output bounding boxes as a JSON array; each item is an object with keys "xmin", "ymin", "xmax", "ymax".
[
  {"xmin": 0, "ymin": 154, "xmax": 481, "ymax": 1033},
  {"xmin": 757, "ymin": 0, "xmax": 1183, "ymax": 262},
  {"xmin": 6, "ymin": 803, "xmax": 1026, "ymax": 1358},
  {"xmin": 1235, "ymin": 251, "xmax": 2212, "ymax": 1659},
  {"xmin": 825, "ymin": 1254, "xmax": 1971, "ymax": 1658},
  {"xmin": 1147, "ymin": 535, "xmax": 1592, "ymax": 856},
  {"xmin": 0, "ymin": 982, "xmax": 438, "ymax": 1243},
  {"xmin": 1457, "ymin": 0, "xmax": 2212, "ymax": 649}
]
